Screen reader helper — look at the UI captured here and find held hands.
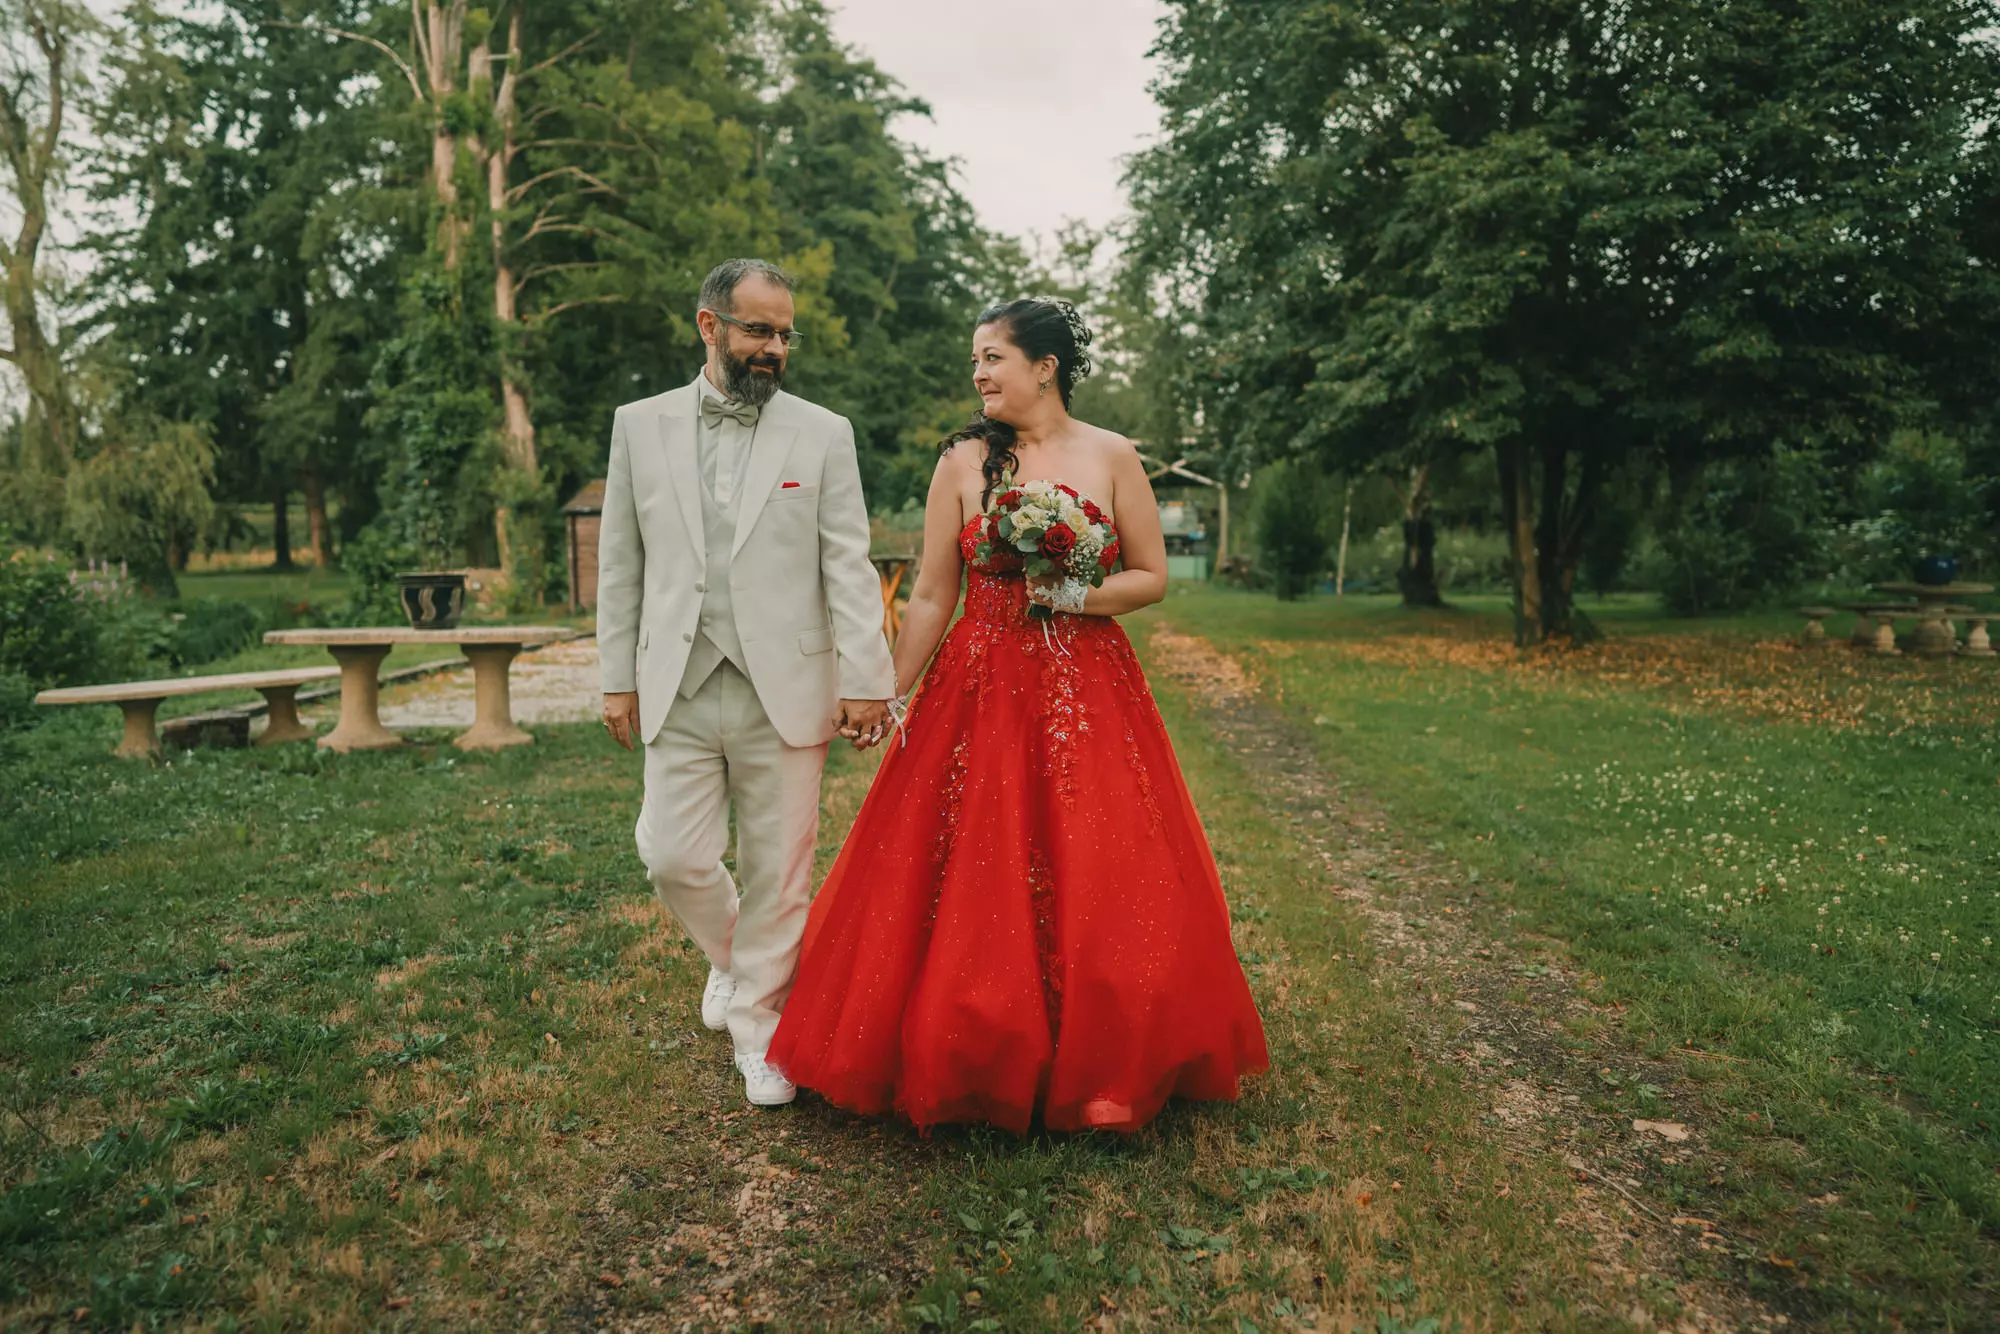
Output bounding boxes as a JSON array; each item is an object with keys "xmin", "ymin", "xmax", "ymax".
[
  {"xmin": 601, "ymin": 691, "xmax": 640, "ymax": 750},
  {"xmin": 834, "ymin": 698, "xmax": 891, "ymax": 751}
]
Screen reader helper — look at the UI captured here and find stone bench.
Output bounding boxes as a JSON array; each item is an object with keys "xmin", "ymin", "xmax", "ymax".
[
  {"xmin": 35, "ymin": 667, "xmax": 340, "ymax": 759},
  {"xmin": 1797, "ymin": 606, "xmax": 1836, "ymax": 644}
]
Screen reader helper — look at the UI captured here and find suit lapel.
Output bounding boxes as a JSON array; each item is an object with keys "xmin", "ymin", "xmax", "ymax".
[
  {"xmin": 657, "ymin": 388, "xmax": 702, "ymax": 551},
  {"xmin": 731, "ymin": 398, "xmax": 800, "ymax": 559}
]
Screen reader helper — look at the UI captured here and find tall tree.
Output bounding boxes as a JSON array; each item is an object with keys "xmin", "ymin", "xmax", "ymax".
[
  {"xmin": 1128, "ymin": 0, "xmax": 2000, "ymax": 642},
  {"xmin": 756, "ymin": 2, "xmax": 999, "ymax": 508},
  {"xmin": 88, "ymin": 0, "xmax": 416, "ymax": 569}
]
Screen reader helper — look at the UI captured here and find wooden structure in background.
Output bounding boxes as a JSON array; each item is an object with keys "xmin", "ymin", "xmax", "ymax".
[{"xmin": 563, "ymin": 480, "xmax": 606, "ymax": 613}]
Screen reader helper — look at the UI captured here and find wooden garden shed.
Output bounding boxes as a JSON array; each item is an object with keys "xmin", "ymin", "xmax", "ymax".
[{"xmin": 563, "ymin": 480, "xmax": 606, "ymax": 613}]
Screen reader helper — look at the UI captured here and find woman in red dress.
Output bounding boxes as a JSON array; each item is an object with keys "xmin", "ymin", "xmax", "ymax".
[{"xmin": 767, "ymin": 298, "xmax": 1268, "ymax": 1133}]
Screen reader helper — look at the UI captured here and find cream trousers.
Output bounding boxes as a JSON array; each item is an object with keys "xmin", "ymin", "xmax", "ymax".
[{"xmin": 635, "ymin": 660, "xmax": 827, "ymax": 1055}]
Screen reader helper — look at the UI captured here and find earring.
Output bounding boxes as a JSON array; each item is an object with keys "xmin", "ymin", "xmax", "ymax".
[{"xmin": 1038, "ymin": 381, "xmax": 1049, "ymax": 398}]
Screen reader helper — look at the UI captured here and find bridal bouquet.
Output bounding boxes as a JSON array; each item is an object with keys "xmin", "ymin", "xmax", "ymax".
[{"xmin": 975, "ymin": 479, "xmax": 1121, "ymax": 619}]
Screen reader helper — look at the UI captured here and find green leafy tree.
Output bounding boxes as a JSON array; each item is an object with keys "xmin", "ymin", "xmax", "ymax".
[
  {"xmin": 87, "ymin": 0, "xmax": 418, "ymax": 568},
  {"xmin": 62, "ymin": 416, "xmax": 217, "ymax": 595},
  {"xmin": 756, "ymin": 2, "xmax": 1003, "ymax": 509},
  {"xmin": 1128, "ymin": 0, "xmax": 2000, "ymax": 643}
]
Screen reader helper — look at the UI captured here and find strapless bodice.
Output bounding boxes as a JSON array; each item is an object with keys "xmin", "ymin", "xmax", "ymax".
[{"xmin": 960, "ymin": 517, "xmax": 1118, "ymax": 629}]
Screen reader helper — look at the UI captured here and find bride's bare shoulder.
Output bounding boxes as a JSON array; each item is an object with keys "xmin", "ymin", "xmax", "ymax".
[
  {"xmin": 1076, "ymin": 422, "xmax": 1143, "ymax": 471},
  {"xmin": 938, "ymin": 438, "xmax": 988, "ymax": 474}
]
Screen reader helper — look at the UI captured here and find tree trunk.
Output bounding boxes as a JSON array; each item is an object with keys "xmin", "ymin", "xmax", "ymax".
[
  {"xmin": 1498, "ymin": 437, "xmax": 1603, "ymax": 647},
  {"xmin": 1497, "ymin": 441, "xmax": 1540, "ymax": 644},
  {"xmin": 1334, "ymin": 484, "xmax": 1351, "ymax": 596},
  {"xmin": 1535, "ymin": 440, "xmax": 1571, "ymax": 641},
  {"xmin": 1396, "ymin": 463, "xmax": 1442, "ymax": 607},
  {"xmin": 272, "ymin": 487, "xmax": 294, "ymax": 570},
  {"xmin": 478, "ymin": 6, "xmax": 539, "ymax": 584},
  {"xmin": 302, "ymin": 462, "xmax": 333, "ymax": 566},
  {"xmin": 0, "ymin": 6, "xmax": 80, "ymax": 473},
  {"xmin": 418, "ymin": 1, "xmax": 470, "ymax": 266}
]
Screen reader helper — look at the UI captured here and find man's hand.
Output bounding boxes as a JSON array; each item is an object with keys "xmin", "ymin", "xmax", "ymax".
[
  {"xmin": 834, "ymin": 698, "xmax": 891, "ymax": 750},
  {"xmin": 602, "ymin": 691, "xmax": 640, "ymax": 750}
]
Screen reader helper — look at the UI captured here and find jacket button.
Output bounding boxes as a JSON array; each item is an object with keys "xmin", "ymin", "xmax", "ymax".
[
  {"xmin": 695, "ymin": 582, "xmax": 707, "ymax": 593},
  {"xmin": 682, "ymin": 633, "xmax": 693, "ymax": 643}
]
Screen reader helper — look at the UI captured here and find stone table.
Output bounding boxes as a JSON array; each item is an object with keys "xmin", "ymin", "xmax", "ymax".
[
  {"xmin": 1871, "ymin": 582, "xmax": 1996, "ymax": 658},
  {"xmin": 1836, "ymin": 604, "xmax": 1915, "ymax": 655},
  {"xmin": 264, "ymin": 626, "xmax": 575, "ymax": 752},
  {"xmin": 35, "ymin": 666, "xmax": 339, "ymax": 759}
]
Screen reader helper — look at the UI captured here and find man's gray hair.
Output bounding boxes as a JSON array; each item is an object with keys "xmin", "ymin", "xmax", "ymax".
[{"xmin": 698, "ymin": 258, "xmax": 795, "ymax": 316}]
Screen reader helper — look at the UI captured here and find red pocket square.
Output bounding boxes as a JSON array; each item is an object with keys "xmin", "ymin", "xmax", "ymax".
[{"xmin": 780, "ymin": 481, "xmax": 802, "ymax": 489}]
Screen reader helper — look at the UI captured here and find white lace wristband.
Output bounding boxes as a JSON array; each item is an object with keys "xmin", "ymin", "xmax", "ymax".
[{"xmin": 1040, "ymin": 577, "xmax": 1089, "ymax": 614}]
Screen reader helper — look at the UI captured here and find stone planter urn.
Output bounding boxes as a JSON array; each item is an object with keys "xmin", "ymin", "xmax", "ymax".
[
  {"xmin": 395, "ymin": 571, "xmax": 467, "ymax": 630},
  {"xmin": 1913, "ymin": 555, "xmax": 1958, "ymax": 586}
]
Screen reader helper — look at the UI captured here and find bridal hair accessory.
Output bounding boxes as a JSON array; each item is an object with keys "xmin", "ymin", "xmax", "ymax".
[{"xmin": 1036, "ymin": 296, "xmax": 1094, "ymax": 392}]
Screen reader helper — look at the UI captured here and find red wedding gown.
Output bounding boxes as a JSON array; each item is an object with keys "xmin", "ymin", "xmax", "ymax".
[{"xmin": 766, "ymin": 513, "xmax": 1269, "ymax": 1133}]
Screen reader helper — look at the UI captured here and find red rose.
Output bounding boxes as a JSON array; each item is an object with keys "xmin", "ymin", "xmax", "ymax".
[
  {"xmin": 1056, "ymin": 483, "xmax": 1080, "ymax": 498},
  {"xmin": 997, "ymin": 489, "xmax": 1022, "ymax": 508},
  {"xmin": 1082, "ymin": 500, "xmax": 1105, "ymax": 523},
  {"xmin": 1040, "ymin": 523, "xmax": 1077, "ymax": 561},
  {"xmin": 1098, "ymin": 539, "xmax": 1121, "ymax": 569}
]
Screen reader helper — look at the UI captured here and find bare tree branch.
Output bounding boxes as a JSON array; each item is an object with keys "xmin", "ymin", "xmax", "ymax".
[
  {"xmin": 263, "ymin": 21, "xmax": 425, "ymax": 102},
  {"xmin": 524, "ymin": 293, "xmax": 624, "ymax": 325},
  {"xmin": 505, "ymin": 163, "xmax": 620, "ymax": 205},
  {"xmin": 523, "ymin": 30, "xmax": 600, "ymax": 78},
  {"xmin": 409, "ymin": 0, "xmax": 434, "ymax": 86},
  {"xmin": 515, "ymin": 259, "xmax": 608, "ymax": 294}
]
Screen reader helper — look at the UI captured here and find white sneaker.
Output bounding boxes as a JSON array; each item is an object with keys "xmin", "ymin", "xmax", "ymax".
[
  {"xmin": 735, "ymin": 1051, "xmax": 796, "ymax": 1107},
  {"xmin": 700, "ymin": 967, "xmax": 736, "ymax": 1033}
]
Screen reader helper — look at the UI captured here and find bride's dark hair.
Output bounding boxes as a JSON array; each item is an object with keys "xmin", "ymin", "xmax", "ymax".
[{"xmin": 940, "ymin": 297, "xmax": 1095, "ymax": 506}]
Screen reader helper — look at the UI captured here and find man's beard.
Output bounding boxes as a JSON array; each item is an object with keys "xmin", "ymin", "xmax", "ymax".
[{"xmin": 720, "ymin": 344, "xmax": 785, "ymax": 407}]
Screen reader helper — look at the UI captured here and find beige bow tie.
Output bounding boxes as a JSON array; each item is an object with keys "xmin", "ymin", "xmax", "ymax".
[{"xmin": 700, "ymin": 395, "xmax": 759, "ymax": 430}]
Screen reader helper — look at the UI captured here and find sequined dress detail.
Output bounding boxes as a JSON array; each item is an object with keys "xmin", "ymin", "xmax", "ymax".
[{"xmin": 766, "ymin": 510, "xmax": 1270, "ymax": 1133}]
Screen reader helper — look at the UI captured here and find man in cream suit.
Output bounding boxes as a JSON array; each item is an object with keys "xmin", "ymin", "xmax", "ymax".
[{"xmin": 597, "ymin": 258, "xmax": 894, "ymax": 1107}]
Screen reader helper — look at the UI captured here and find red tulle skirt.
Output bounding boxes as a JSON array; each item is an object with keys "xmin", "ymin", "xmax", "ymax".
[{"xmin": 767, "ymin": 569, "xmax": 1269, "ymax": 1133}]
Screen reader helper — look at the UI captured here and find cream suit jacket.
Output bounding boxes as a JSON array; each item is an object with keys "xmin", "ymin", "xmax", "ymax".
[{"xmin": 595, "ymin": 380, "xmax": 896, "ymax": 748}]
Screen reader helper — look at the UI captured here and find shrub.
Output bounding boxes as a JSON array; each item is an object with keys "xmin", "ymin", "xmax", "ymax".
[
  {"xmin": 1650, "ymin": 449, "xmax": 1827, "ymax": 614},
  {"xmin": 166, "ymin": 598, "xmax": 266, "ymax": 668},
  {"xmin": 1252, "ymin": 462, "xmax": 1333, "ymax": 600},
  {"xmin": 0, "ymin": 552, "xmax": 172, "ymax": 731},
  {"xmin": 0, "ymin": 552, "xmax": 99, "ymax": 689},
  {"xmin": 1832, "ymin": 432, "xmax": 1994, "ymax": 584}
]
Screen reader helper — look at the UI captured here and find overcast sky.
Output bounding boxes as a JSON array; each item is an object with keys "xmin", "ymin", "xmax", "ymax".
[{"xmin": 824, "ymin": 0, "xmax": 1170, "ymax": 243}]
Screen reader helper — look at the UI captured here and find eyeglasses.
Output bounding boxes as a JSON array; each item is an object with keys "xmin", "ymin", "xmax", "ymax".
[{"xmin": 706, "ymin": 310, "xmax": 805, "ymax": 348}]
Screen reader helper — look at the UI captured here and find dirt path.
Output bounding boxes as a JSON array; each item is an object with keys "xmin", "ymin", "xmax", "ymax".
[{"xmin": 1147, "ymin": 623, "xmax": 1788, "ymax": 1333}]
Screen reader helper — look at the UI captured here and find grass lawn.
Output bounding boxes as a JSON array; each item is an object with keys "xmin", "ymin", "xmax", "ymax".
[
  {"xmin": 1156, "ymin": 585, "xmax": 2000, "ymax": 1326},
  {"xmin": 2, "ymin": 588, "xmax": 1993, "ymax": 1330},
  {"xmin": 175, "ymin": 569, "xmax": 356, "ymax": 613}
]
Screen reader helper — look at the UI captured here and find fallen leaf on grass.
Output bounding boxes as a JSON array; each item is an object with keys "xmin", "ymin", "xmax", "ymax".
[
  {"xmin": 372, "ymin": 1145, "xmax": 400, "ymax": 1165},
  {"xmin": 1767, "ymin": 1252, "xmax": 1796, "ymax": 1268},
  {"xmin": 1633, "ymin": 1119, "xmax": 1689, "ymax": 1142},
  {"xmin": 385, "ymin": 1297, "xmax": 411, "ymax": 1310},
  {"xmin": 1671, "ymin": 1217, "xmax": 1715, "ymax": 1228},
  {"xmin": 598, "ymin": 1272, "xmax": 623, "ymax": 1288}
]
